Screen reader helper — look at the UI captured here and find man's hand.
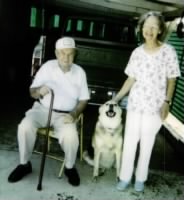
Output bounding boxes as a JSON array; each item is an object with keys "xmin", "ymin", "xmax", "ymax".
[
  {"xmin": 30, "ymin": 85, "xmax": 51, "ymax": 99},
  {"xmin": 63, "ymin": 113, "xmax": 76, "ymax": 124},
  {"xmin": 39, "ymin": 85, "xmax": 51, "ymax": 98}
]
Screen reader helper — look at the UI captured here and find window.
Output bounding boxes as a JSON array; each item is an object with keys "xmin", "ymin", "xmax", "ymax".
[
  {"xmin": 53, "ymin": 15, "xmax": 60, "ymax": 28},
  {"xmin": 29, "ymin": 7, "xmax": 42, "ymax": 28},
  {"xmin": 64, "ymin": 17, "xmax": 136, "ymax": 44},
  {"xmin": 30, "ymin": 7, "xmax": 37, "ymax": 27},
  {"xmin": 167, "ymin": 32, "xmax": 184, "ymax": 123}
]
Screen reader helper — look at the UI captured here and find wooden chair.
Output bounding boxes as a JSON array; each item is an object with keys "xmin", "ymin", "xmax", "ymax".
[{"xmin": 34, "ymin": 113, "xmax": 84, "ymax": 178}]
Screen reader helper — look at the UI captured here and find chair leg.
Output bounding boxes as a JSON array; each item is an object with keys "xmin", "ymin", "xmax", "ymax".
[
  {"xmin": 80, "ymin": 114, "xmax": 83, "ymax": 161},
  {"xmin": 58, "ymin": 159, "xmax": 65, "ymax": 178},
  {"xmin": 48, "ymin": 137, "xmax": 51, "ymax": 152},
  {"xmin": 35, "ymin": 113, "xmax": 84, "ymax": 179}
]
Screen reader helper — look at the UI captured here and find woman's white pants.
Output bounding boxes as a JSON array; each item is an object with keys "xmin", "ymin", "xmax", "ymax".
[
  {"xmin": 18, "ymin": 102, "xmax": 79, "ymax": 169},
  {"xmin": 119, "ymin": 111, "xmax": 162, "ymax": 182}
]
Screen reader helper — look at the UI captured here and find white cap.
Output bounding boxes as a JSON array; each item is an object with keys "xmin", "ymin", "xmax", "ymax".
[{"xmin": 55, "ymin": 37, "xmax": 76, "ymax": 49}]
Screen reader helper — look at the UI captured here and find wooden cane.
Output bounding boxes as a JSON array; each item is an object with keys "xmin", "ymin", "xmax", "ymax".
[{"xmin": 37, "ymin": 89, "xmax": 54, "ymax": 191}]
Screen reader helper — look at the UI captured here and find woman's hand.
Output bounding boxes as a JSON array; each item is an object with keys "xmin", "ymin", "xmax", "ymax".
[{"xmin": 160, "ymin": 102, "xmax": 170, "ymax": 121}]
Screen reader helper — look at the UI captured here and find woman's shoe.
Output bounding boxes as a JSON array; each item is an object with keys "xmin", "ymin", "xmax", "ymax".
[
  {"xmin": 116, "ymin": 180, "xmax": 130, "ymax": 191},
  {"xmin": 134, "ymin": 181, "xmax": 144, "ymax": 192}
]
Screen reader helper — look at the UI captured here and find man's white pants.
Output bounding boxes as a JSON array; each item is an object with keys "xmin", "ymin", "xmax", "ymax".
[
  {"xmin": 18, "ymin": 102, "xmax": 79, "ymax": 169},
  {"xmin": 119, "ymin": 111, "xmax": 162, "ymax": 182}
]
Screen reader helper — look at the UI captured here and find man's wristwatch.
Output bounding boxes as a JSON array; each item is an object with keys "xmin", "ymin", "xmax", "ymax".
[{"xmin": 164, "ymin": 100, "xmax": 171, "ymax": 105}]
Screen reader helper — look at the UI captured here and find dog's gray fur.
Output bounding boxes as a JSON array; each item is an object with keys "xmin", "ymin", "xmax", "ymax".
[{"xmin": 83, "ymin": 100, "xmax": 123, "ymax": 181}]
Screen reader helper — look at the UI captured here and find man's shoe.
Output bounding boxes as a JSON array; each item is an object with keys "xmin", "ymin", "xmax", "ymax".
[
  {"xmin": 64, "ymin": 167, "xmax": 80, "ymax": 186},
  {"xmin": 8, "ymin": 161, "xmax": 32, "ymax": 183},
  {"xmin": 134, "ymin": 181, "xmax": 144, "ymax": 192},
  {"xmin": 116, "ymin": 180, "xmax": 130, "ymax": 191}
]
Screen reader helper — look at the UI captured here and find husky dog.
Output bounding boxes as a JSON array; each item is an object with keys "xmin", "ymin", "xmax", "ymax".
[{"xmin": 83, "ymin": 100, "xmax": 123, "ymax": 181}]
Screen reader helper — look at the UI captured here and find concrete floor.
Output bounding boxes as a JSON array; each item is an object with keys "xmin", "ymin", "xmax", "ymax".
[
  {"xmin": 0, "ymin": 149, "xmax": 184, "ymax": 200},
  {"xmin": 0, "ymin": 96, "xmax": 184, "ymax": 200}
]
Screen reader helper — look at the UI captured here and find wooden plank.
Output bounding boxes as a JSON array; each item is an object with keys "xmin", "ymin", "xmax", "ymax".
[{"xmin": 163, "ymin": 113, "xmax": 184, "ymax": 143}]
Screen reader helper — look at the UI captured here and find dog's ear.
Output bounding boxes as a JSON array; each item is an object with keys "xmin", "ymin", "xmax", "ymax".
[
  {"xmin": 99, "ymin": 101, "xmax": 110, "ymax": 114},
  {"xmin": 99, "ymin": 101, "xmax": 108, "ymax": 114},
  {"xmin": 118, "ymin": 107, "xmax": 123, "ymax": 116},
  {"xmin": 99, "ymin": 104, "xmax": 103, "ymax": 114}
]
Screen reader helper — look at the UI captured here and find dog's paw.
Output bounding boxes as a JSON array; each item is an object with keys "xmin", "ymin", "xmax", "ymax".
[
  {"xmin": 116, "ymin": 176, "xmax": 120, "ymax": 182},
  {"xmin": 92, "ymin": 176, "xmax": 98, "ymax": 182},
  {"xmin": 82, "ymin": 151, "xmax": 94, "ymax": 166},
  {"xmin": 99, "ymin": 168, "xmax": 105, "ymax": 176}
]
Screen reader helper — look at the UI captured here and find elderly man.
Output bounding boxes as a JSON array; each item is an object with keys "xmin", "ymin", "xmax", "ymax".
[{"xmin": 8, "ymin": 37, "xmax": 90, "ymax": 186}]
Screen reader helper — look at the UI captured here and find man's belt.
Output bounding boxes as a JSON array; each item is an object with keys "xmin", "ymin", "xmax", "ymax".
[
  {"xmin": 52, "ymin": 109, "xmax": 69, "ymax": 113},
  {"xmin": 38, "ymin": 100, "xmax": 69, "ymax": 114}
]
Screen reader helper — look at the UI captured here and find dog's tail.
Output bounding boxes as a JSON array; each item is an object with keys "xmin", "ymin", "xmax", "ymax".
[{"xmin": 82, "ymin": 150, "xmax": 94, "ymax": 166}]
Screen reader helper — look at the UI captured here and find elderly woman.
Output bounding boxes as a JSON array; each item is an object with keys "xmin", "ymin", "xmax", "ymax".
[{"xmin": 113, "ymin": 11, "xmax": 180, "ymax": 192}]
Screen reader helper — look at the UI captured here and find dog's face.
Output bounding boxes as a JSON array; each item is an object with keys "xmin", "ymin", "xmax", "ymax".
[
  {"xmin": 99, "ymin": 100, "xmax": 122, "ymax": 118},
  {"xmin": 100, "ymin": 100, "xmax": 121, "ymax": 117},
  {"xmin": 98, "ymin": 100, "xmax": 122, "ymax": 130}
]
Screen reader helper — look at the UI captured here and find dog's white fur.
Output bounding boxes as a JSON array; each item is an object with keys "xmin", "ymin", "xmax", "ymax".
[{"xmin": 83, "ymin": 100, "xmax": 123, "ymax": 180}]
